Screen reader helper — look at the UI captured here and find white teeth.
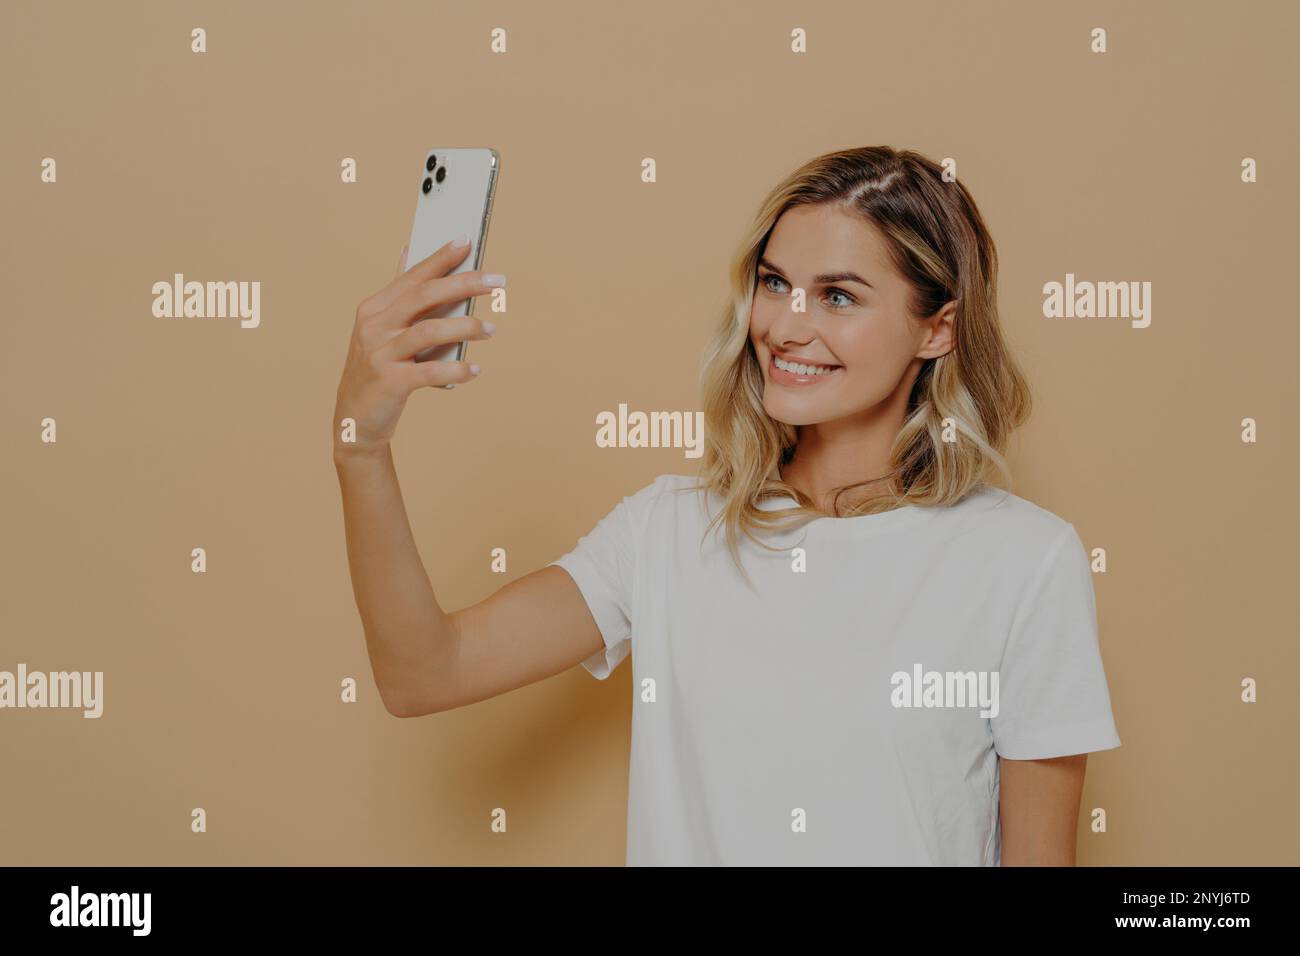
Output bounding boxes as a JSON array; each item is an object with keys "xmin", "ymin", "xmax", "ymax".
[{"xmin": 774, "ymin": 355, "xmax": 838, "ymax": 376}]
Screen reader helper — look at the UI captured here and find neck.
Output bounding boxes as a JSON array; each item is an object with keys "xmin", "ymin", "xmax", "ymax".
[{"xmin": 780, "ymin": 413, "xmax": 903, "ymax": 516}]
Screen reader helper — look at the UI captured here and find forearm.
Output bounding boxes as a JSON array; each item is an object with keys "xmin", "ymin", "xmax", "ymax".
[{"xmin": 333, "ymin": 445, "xmax": 456, "ymax": 715}]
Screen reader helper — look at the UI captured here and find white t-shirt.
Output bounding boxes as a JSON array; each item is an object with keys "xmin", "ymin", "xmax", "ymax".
[{"xmin": 547, "ymin": 473, "xmax": 1121, "ymax": 866}]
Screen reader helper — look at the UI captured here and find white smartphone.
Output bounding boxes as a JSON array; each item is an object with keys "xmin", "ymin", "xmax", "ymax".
[{"xmin": 404, "ymin": 147, "xmax": 500, "ymax": 386}]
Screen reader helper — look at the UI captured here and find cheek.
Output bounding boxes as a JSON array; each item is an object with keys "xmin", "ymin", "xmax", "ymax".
[{"xmin": 838, "ymin": 318, "xmax": 911, "ymax": 367}]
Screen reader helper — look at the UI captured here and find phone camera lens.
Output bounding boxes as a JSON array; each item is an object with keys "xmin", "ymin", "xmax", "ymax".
[
  {"xmin": 435, "ymin": 166, "xmax": 447, "ymax": 184},
  {"xmin": 422, "ymin": 177, "xmax": 432, "ymax": 194},
  {"xmin": 426, "ymin": 155, "xmax": 437, "ymax": 172}
]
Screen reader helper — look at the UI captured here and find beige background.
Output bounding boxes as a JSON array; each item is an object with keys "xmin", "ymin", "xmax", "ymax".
[{"xmin": 2, "ymin": 0, "xmax": 1296, "ymax": 865}]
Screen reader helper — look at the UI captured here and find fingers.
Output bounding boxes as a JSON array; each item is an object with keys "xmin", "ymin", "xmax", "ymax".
[
  {"xmin": 398, "ymin": 357, "xmax": 481, "ymax": 392},
  {"xmin": 401, "ymin": 235, "xmax": 476, "ymax": 287},
  {"xmin": 378, "ymin": 314, "xmax": 496, "ymax": 364},
  {"xmin": 371, "ymin": 236, "xmax": 474, "ymax": 314},
  {"xmin": 378, "ymin": 269, "xmax": 506, "ymax": 335}
]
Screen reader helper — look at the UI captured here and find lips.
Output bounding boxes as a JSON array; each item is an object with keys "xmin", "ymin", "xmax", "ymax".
[
  {"xmin": 768, "ymin": 353, "xmax": 843, "ymax": 385},
  {"xmin": 772, "ymin": 350, "xmax": 841, "ymax": 372}
]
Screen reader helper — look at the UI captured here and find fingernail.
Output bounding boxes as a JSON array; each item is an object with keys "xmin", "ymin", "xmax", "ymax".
[
  {"xmin": 483, "ymin": 273, "xmax": 506, "ymax": 287},
  {"xmin": 469, "ymin": 363, "xmax": 481, "ymax": 376},
  {"xmin": 482, "ymin": 321, "xmax": 496, "ymax": 335},
  {"xmin": 452, "ymin": 233, "xmax": 469, "ymax": 248}
]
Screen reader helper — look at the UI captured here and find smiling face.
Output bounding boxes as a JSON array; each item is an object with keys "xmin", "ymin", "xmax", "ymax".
[{"xmin": 748, "ymin": 203, "xmax": 953, "ymax": 428}]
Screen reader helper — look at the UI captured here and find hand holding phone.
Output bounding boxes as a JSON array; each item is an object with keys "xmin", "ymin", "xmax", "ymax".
[
  {"xmin": 332, "ymin": 147, "xmax": 502, "ymax": 459},
  {"xmin": 333, "ymin": 235, "xmax": 500, "ymax": 459},
  {"xmin": 404, "ymin": 148, "xmax": 500, "ymax": 382}
]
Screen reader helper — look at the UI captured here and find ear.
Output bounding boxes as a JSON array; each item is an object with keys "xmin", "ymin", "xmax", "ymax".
[{"xmin": 918, "ymin": 298, "xmax": 958, "ymax": 359}]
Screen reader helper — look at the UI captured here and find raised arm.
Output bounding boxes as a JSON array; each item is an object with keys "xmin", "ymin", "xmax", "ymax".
[{"xmin": 333, "ymin": 240, "xmax": 605, "ymax": 718}]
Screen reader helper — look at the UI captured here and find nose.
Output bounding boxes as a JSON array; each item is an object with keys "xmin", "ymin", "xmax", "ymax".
[{"xmin": 767, "ymin": 296, "xmax": 820, "ymax": 350}]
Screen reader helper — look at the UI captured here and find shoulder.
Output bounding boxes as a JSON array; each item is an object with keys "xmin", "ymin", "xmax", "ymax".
[
  {"xmin": 948, "ymin": 484, "xmax": 1082, "ymax": 558},
  {"xmin": 624, "ymin": 473, "xmax": 708, "ymax": 499},
  {"xmin": 637, "ymin": 473, "xmax": 709, "ymax": 507},
  {"xmin": 617, "ymin": 473, "xmax": 699, "ymax": 503},
  {"xmin": 940, "ymin": 488, "xmax": 1097, "ymax": 619},
  {"xmin": 605, "ymin": 473, "xmax": 706, "ymax": 514},
  {"xmin": 656, "ymin": 473, "xmax": 710, "ymax": 495},
  {"xmin": 616, "ymin": 473, "xmax": 711, "ymax": 527}
]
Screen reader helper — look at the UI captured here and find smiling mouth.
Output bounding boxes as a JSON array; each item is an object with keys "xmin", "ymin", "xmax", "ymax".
[
  {"xmin": 773, "ymin": 354, "xmax": 840, "ymax": 374},
  {"xmin": 768, "ymin": 353, "xmax": 843, "ymax": 384}
]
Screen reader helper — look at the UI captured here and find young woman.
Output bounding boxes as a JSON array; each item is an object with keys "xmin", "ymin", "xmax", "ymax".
[{"xmin": 333, "ymin": 146, "xmax": 1122, "ymax": 867}]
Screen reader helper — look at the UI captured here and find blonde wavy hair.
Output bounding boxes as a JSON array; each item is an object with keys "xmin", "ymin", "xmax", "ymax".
[{"xmin": 679, "ymin": 146, "xmax": 1032, "ymax": 583}]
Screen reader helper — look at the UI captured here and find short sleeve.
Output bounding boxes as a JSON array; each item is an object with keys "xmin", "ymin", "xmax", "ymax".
[
  {"xmin": 546, "ymin": 476, "xmax": 662, "ymax": 680},
  {"xmin": 990, "ymin": 523, "xmax": 1122, "ymax": 760}
]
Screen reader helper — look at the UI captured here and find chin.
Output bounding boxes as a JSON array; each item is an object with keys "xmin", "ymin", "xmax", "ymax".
[{"xmin": 762, "ymin": 398, "xmax": 826, "ymax": 428}]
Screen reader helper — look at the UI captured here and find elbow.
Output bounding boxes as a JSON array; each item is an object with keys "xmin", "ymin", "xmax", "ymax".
[
  {"xmin": 384, "ymin": 700, "xmax": 417, "ymax": 719},
  {"xmin": 379, "ymin": 686, "xmax": 432, "ymax": 719}
]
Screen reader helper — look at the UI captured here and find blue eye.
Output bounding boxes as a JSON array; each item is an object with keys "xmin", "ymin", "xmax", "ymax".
[
  {"xmin": 758, "ymin": 272, "xmax": 856, "ymax": 310},
  {"xmin": 825, "ymin": 289, "xmax": 854, "ymax": 309}
]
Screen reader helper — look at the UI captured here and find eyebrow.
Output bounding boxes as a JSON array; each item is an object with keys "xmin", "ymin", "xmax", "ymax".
[{"xmin": 758, "ymin": 257, "xmax": 874, "ymax": 289}]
